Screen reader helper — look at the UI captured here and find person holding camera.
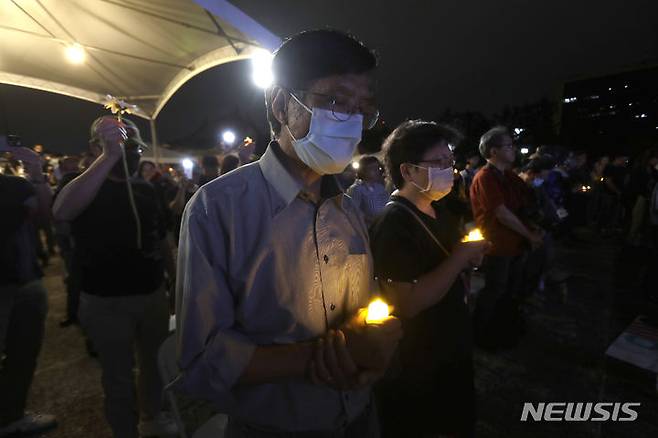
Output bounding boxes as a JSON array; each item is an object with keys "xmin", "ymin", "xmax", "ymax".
[{"xmin": 52, "ymin": 117, "xmax": 176, "ymax": 438}]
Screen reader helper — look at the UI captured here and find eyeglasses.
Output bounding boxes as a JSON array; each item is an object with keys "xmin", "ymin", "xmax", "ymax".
[
  {"xmin": 417, "ymin": 156, "xmax": 455, "ymax": 169},
  {"xmin": 290, "ymin": 90, "xmax": 380, "ymax": 130}
]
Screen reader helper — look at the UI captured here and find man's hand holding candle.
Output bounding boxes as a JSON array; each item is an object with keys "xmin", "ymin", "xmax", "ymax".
[{"xmin": 309, "ymin": 299, "xmax": 402, "ymax": 390}]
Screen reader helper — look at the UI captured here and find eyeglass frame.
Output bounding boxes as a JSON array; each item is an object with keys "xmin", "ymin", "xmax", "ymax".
[{"xmin": 287, "ymin": 89, "xmax": 380, "ymax": 130}]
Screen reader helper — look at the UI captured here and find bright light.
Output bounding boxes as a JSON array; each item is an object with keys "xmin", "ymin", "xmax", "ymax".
[
  {"xmin": 624, "ymin": 84, "xmax": 629, "ymax": 89},
  {"xmin": 462, "ymin": 228, "xmax": 485, "ymax": 242},
  {"xmin": 366, "ymin": 298, "xmax": 390, "ymax": 324},
  {"xmin": 520, "ymin": 147, "xmax": 529, "ymax": 155},
  {"xmin": 222, "ymin": 130, "xmax": 236, "ymax": 145},
  {"xmin": 564, "ymin": 97, "xmax": 577, "ymax": 103},
  {"xmin": 514, "ymin": 128, "xmax": 525, "ymax": 135},
  {"xmin": 351, "ymin": 161, "xmax": 360, "ymax": 170},
  {"xmin": 251, "ymin": 50, "xmax": 273, "ymax": 89},
  {"xmin": 182, "ymin": 158, "xmax": 194, "ymax": 170},
  {"xmin": 608, "ymin": 87, "xmax": 612, "ymax": 91},
  {"xmin": 65, "ymin": 43, "xmax": 86, "ymax": 64}
]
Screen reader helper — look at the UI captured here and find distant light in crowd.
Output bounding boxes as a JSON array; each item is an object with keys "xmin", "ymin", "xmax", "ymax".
[
  {"xmin": 251, "ymin": 50, "xmax": 274, "ymax": 89},
  {"xmin": 448, "ymin": 143, "xmax": 455, "ymax": 151},
  {"xmin": 624, "ymin": 84, "xmax": 629, "ymax": 89},
  {"xmin": 608, "ymin": 87, "xmax": 612, "ymax": 91},
  {"xmin": 628, "ymin": 103, "xmax": 633, "ymax": 106},
  {"xmin": 182, "ymin": 158, "xmax": 194, "ymax": 179},
  {"xmin": 65, "ymin": 43, "xmax": 86, "ymax": 64},
  {"xmin": 182, "ymin": 158, "xmax": 194, "ymax": 170},
  {"xmin": 589, "ymin": 95, "xmax": 599, "ymax": 99},
  {"xmin": 635, "ymin": 113, "xmax": 648, "ymax": 119},
  {"xmin": 222, "ymin": 130, "xmax": 236, "ymax": 145},
  {"xmin": 520, "ymin": 147, "xmax": 529, "ymax": 155},
  {"xmin": 514, "ymin": 128, "xmax": 525, "ymax": 135},
  {"xmin": 564, "ymin": 97, "xmax": 577, "ymax": 103},
  {"xmin": 351, "ymin": 161, "xmax": 360, "ymax": 170}
]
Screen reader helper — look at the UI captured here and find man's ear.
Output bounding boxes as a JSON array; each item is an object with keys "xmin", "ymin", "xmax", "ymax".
[{"xmin": 270, "ymin": 86, "xmax": 288, "ymax": 126}]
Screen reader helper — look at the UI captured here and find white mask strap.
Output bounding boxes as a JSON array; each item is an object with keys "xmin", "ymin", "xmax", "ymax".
[{"xmin": 289, "ymin": 92, "xmax": 313, "ymax": 114}]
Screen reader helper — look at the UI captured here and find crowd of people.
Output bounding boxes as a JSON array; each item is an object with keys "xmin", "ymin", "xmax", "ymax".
[{"xmin": 1, "ymin": 28, "xmax": 657, "ymax": 438}]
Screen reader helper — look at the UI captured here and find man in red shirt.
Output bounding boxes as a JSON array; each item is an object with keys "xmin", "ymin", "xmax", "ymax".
[{"xmin": 470, "ymin": 126, "xmax": 543, "ymax": 349}]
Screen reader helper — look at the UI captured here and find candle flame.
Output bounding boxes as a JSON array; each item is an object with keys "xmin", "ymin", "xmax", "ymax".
[
  {"xmin": 462, "ymin": 228, "xmax": 484, "ymax": 242},
  {"xmin": 366, "ymin": 298, "xmax": 390, "ymax": 323}
]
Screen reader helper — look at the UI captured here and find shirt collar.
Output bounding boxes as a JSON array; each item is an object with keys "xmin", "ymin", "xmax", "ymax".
[
  {"xmin": 259, "ymin": 141, "xmax": 304, "ymax": 206},
  {"xmin": 259, "ymin": 141, "xmax": 345, "ymax": 207}
]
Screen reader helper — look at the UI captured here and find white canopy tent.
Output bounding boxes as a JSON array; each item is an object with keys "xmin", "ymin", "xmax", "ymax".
[{"xmin": 0, "ymin": 0, "xmax": 280, "ymax": 160}]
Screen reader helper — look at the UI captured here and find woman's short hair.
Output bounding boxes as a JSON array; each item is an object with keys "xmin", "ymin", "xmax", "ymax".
[{"xmin": 382, "ymin": 120, "xmax": 461, "ymax": 189}]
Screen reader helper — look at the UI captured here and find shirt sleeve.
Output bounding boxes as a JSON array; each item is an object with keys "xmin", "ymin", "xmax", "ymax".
[
  {"xmin": 370, "ymin": 210, "xmax": 425, "ymax": 284},
  {"xmin": 175, "ymin": 193, "xmax": 256, "ymax": 410}
]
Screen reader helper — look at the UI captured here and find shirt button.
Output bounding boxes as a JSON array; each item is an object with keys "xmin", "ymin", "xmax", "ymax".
[
  {"xmin": 323, "ymin": 255, "xmax": 329, "ymax": 264},
  {"xmin": 330, "ymin": 303, "xmax": 336, "ymax": 311}
]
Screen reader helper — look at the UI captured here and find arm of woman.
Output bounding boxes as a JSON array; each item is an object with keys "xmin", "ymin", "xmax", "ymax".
[{"xmin": 382, "ymin": 241, "xmax": 488, "ymax": 318}]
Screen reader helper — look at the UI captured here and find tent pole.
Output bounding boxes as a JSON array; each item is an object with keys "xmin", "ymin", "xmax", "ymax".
[{"xmin": 149, "ymin": 118, "xmax": 159, "ymax": 164}]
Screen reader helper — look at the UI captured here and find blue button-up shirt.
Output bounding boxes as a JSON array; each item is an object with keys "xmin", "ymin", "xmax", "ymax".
[{"xmin": 175, "ymin": 143, "xmax": 375, "ymax": 432}]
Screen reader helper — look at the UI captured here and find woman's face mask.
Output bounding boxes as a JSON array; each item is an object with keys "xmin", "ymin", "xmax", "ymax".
[
  {"xmin": 285, "ymin": 92, "xmax": 362, "ymax": 175},
  {"xmin": 408, "ymin": 164, "xmax": 454, "ymax": 201}
]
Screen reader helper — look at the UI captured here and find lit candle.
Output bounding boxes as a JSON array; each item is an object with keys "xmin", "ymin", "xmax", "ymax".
[
  {"xmin": 461, "ymin": 228, "xmax": 484, "ymax": 242},
  {"xmin": 365, "ymin": 298, "xmax": 390, "ymax": 324}
]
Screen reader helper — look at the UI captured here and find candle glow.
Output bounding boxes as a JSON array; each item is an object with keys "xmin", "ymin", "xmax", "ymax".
[
  {"xmin": 462, "ymin": 228, "xmax": 484, "ymax": 242},
  {"xmin": 366, "ymin": 298, "xmax": 390, "ymax": 323}
]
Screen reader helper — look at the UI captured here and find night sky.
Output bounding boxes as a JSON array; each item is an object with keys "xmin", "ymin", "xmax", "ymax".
[{"xmin": 1, "ymin": 0, "xmax": 656, "ymax": 155}]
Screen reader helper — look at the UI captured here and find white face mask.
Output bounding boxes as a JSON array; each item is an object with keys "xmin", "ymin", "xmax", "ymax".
[
  {"xmin": 532, "ymin": 177, "xmax": 544, "ymax": 188},
  {"xmin": 409, "ymin": 164, "xmax": 454, "ymax": 201},
  {"xmin": 285, "ymin": 93, "xmax": 362, "ymax": 175}
]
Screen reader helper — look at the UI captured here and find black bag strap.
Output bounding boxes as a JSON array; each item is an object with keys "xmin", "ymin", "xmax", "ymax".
[{"xmin": 386, "ymin": 200, "xmax": 451, "ymax": 257}]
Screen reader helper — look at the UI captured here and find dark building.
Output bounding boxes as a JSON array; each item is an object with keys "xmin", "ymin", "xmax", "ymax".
[{"xmin": 559, "ymin": 65, "xmax": 658, "ymax": 157}]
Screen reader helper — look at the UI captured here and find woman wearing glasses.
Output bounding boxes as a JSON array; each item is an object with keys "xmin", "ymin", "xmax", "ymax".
[{"xmin": 370, "ymin": 120, "xmax": 490, "ymax": 437}]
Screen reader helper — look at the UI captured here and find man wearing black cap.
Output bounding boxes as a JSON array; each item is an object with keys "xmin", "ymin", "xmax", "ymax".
[
  {"xmin": 176, "ymin": 30, "xmax": 401, "ymax": 437},
  {"xmin": 53, "ymin": 117, "xmax": 176, "ymax": 438}
]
